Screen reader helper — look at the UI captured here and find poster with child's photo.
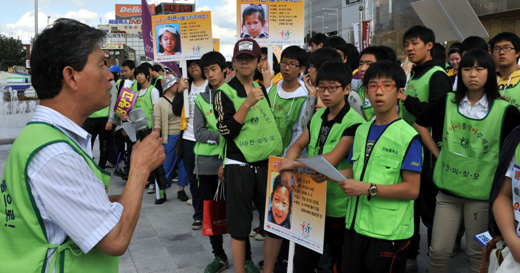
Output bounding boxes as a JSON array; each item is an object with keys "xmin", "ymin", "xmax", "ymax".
[
  {"xmin": 156, "ymin": 24, "xmax": 182, "ymax": 56},
  {"xmin": 241, "ymin": 4, "xmax": 269, "ymax": 39}
]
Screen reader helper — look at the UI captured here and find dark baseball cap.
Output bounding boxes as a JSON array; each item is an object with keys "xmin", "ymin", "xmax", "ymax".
[{"xmin": 233, "ymin": 38, "xmax": 262, "ymax": 59}]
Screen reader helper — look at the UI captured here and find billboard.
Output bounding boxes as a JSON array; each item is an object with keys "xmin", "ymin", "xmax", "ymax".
[
  {"xmin": 155, "ymin": 3, "xmax": 195, "ymax": 14},
  {"xmin": 116, "ymin": 4, "xmax": 156, "ymax": 19}
]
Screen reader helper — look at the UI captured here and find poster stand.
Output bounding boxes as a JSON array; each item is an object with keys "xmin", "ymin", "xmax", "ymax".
[{"xmin": 181, "ymin": 60, "xmax": 189, "ymax": 118}]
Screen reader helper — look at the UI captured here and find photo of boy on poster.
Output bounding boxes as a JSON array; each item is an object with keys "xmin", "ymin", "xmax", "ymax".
[
  {"xmin": 157, "ymin": 24, "xmax": 182, "ymax": 55},
  {"xmin": 268, "ymin": 175, "xmax": 292, "ymax": 229},
  {"xmin": 240, "ymin": 4, "xmax": 269, "ymax": 39}
]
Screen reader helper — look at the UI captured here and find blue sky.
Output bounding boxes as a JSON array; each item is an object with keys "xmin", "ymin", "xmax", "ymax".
[{"xmin": 1, "ymin": 0, "xmax": 237, "ymax": 59}]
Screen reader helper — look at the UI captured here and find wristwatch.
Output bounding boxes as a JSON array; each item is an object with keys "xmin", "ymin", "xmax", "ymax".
[{"xmin": 367, "ymin": 183, "xmax": 378, "ymax": 201}]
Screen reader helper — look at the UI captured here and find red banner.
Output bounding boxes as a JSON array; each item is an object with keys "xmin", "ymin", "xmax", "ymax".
[{"xmin": 362, "ymin": 21, "xmax": 370, "ymax": 50}]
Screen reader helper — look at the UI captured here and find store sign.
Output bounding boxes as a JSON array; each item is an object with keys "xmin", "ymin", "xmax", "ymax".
[
  {"xmin": 116, "ymin": 4, "xmax": 155, "ymax": 19},
  {"xmin": 102, "ymin": 42, "xmax": 124, "ymax": 49}
]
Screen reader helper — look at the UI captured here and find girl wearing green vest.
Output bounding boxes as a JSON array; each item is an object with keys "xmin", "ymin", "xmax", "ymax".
[{"xmin": 414, "ymin": 49, "xmax": 520, "ymax": 273}]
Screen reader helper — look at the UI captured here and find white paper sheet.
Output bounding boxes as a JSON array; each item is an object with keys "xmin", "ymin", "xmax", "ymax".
[
  {"xmin": 121, "ymin": 122, "xmax": 137, "ymax": 142},
  {"xmin": 295, "ymin": 155, "xmax": 346, "ymax": 182}
]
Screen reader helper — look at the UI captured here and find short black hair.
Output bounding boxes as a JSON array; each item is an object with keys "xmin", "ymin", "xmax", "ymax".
[
  {"xmin": 460, "ymin": 36, "xmax": 488, "ymax": 55},
  {"xmin": 111, "ymin": 72, "xmax": 119, "ymax": 83},
  {"xmin": 309, "ymin": 33, "xmax": 327, "ymax": 46},
  {"xmin": 448, "ymin": 42, "xmax": 461, "ymax": 57},
  {"xmin": 152, "ymin": 64, "xmax": 164, "ymax": 73},
  {"xmin": 316, "ymin": 61, "xmax": 352, "ymax": 89},
  {"xmin": 134, "ymin": 65, "xmax": 150, "ymax": 79},
  {"xmin": 431, "ymin": 43, "xmax": 446, "ymax": 62},
  {"xmin": 122, "ymin": 60, "xmax": 135, "ymax": 70},
  {"xmin": 455, "ymin": 49, "xmax": 499, "ymax": 107},
  {"xmin": 489, "ymin": 32, "xmax": 520, "ymax": 60},
  {"xmin": 360, "ymin": 47, "xmax": 390, "ymax": 62},
  {"xmin": 199, "ymin": 51, "xmax": 227, "ymax": 72},
  {"xmin": 308, "ymin": 47, "xmax": 342, "ymax": 70},
  {"xmin": 363, "ymin": 61, "xmax": 406, "ymax": 90},
  {"xmin": 377, "ymin": 46, "xmax": 397, "ymax": 63},
  {"xmin": 140, "ymin": 62, "xmax": 152, "ymax": 70},
  {"xmin": 403, "ymin": 25, "xmax": 435, "ymax": 46},
  {"xmin": 345, "ymin": 43, "xmax": 360, "ymax": 71},
  {"xmin": 281, "ymin": 46, "xmax": 307, "ymax": 68},
  {"xmin": 323, "ymin": 36, "xmax": 348, "ymax": 59},
  {"xmin": 242, "ymin": 4, "xmax": 266, "ymax": 25},
  {"xmin": 30, "ymin": 18, "xmax": 106, "ymax": 99}
]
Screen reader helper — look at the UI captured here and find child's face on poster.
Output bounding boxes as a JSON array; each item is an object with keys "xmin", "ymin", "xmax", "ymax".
[
  {"xmin": 272, "ymin": 186, "xmax": 290, "ymax": 224},
  {"xmin": 160, "ymin": 31, "xmax": 176, "ymax": 54},
  {"xmin": 244, "ymin": 12, "xmax": 265, "ymax": 38}
]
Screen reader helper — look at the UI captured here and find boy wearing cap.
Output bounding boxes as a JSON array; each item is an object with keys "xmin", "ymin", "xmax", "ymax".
[{"xmin": 213, "ymin": 38, "xmax": 283, "ymax": 273}]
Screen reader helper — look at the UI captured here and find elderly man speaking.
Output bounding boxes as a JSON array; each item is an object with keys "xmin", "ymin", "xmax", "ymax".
[{"xmin": 0, "ymin": 18, "xmax": 165, "ymax": 272}]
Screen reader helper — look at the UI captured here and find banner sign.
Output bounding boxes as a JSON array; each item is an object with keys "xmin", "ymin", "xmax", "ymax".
[
  {"xmin": 236, "ymin": 0, "xmax": 304, "ymax": 45},
  {"xmin": 152, "ymin": 11, "xmax": 213, "ymax": 61},
  {"xmin": 264, "ymin": 156, "xmax": 326, "ymax": 254},
  {"xmin": 116, "ymin": 4, "xmax": 155, "ymax": 19},
  {"xmin": 353, "ymin": 21, "xmax": 371, "ymax": 52},
  {"xmin": 114, "ymin": 87, "xmax": 137, "ymax": 119},
  {"xmin": 213, "ymin": 38, "xmax": 220, "ymax": 52},
  {"xmin": 102, "ymin": 42, "xmax": 124, "ymax": 50}
]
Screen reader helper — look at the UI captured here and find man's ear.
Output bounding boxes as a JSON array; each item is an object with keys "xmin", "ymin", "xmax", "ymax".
[
  {"xmin": 318, "ymin": 43, "xmax": 323, "ymax": 49},
  {"xmin": 62, "ymin": 66, "xmax": 78, "ymax": 92},
  {"xmin": 343, "ymin": 83, "xmax": 351, "ymax": 95},
  {"xmin": 397, "ymin": 87, "xmax": 405, "ymax": 99}
]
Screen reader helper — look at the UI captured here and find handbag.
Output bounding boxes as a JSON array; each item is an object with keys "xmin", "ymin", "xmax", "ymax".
[
  {"xmin": 202, "ymin": 181, "xmax": 228, "ymax": 236},
  {"xmin": 481, "ymin": 235, "xmax": 520, "ymax": 273}
]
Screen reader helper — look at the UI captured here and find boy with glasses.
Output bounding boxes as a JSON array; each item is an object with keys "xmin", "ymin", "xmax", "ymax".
[{"xmin": 490, "ymin": 32, "xmax": 520, "ymax": 109}]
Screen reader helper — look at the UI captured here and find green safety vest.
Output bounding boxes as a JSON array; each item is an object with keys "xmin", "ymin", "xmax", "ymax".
[
  {"xmin": 194, "ymin": 92, "xmax": 221, "ymax": 157},
  {"xmin": 0, "ymin": 122, "xmax": 118, "ymax": 272},
  {"xmin": 308, "ymin": 107, "xmax": 365, "ymax": 217},
  {"xmin": 217, "ymin": 82, "xmax": 283, "ymax": 163},
  {"xmin": 356, "ymin": 85, "xmax": 375, "ymax": 122},
  {"xmin": 130, "ymin": 80, "xmax": 138, "ymax": 92},
  {"xmin": 89, "ymin": 106, "xmax": 110, "ymax": 118},
  {"xmin": 154, "ymin": 75, "xmax": 164, "ymax": 86},
  {"xmin": 346, "ymin": 119, "xmax": 419, "ymax": 240},
  {"xmin": 400, "ymin": 66, "xmax": 446, "ymax": 126},
  {"xmin": 499, "ymin": 78, "xmax": 520, "ymax": 110},
  {"xmin": 268, "ymin": 85, "xmax": 307, "ymax": 153},
  {"xmin": 133, "ymin": 85, "xmax": 155, "ymax": 129},
  {"xmin": 433, "ymin": 93, "xmax": 510, "ymax": 200}
]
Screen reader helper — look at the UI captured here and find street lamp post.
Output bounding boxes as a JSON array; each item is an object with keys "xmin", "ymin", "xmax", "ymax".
[
  {"xmin": 35, "ymin": 0, "xmax": 38, "ymax": 37},
  {"xmin": 323, "ymin": 8, "xmax": 338, "ymax": 35},
  {"xmin": 314, "ymin": 16, "xmax": 324, "ymax": 33},
  {"xmin": 47, "ymin": 16, "xmax": 50, "ymax": 26}
]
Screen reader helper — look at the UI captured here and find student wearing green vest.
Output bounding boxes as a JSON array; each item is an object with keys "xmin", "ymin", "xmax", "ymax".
[
  {"xmin": 151, "ymin": 64, "xmax": 165, "ymax": 97},
  {"xmin": 414, "ymin": 49, "xmax": 520, "ymax": 273},
  {"xmin": 0, "ymin": 18, "xmax": 165, "ymax": 273},
  {"xmin": 490, "ymin": 32, "xmax": 520, "ymax": 110},
  {"xmin": 213, "ymin": 38, "xmax": 282, "ymax": 273},
  {"xmin": 196, "ymin": 51, "xmax": 231, "ymax": 273},
  {"xmin": 333, "ymin": 61, "xmax": 422, "ymax": 273},
  {"xmin": 356, "ymin": 46, "xmax": 392, "ymax": 122},
  {"xmin": 278, "ymin": 62, "xmax": 365, "ymax": 273}
]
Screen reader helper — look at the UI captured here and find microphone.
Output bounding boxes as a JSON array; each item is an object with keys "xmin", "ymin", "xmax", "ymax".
[{"xmin": 129, "ymin": 108, "xmax": 169, "ymax": 190}]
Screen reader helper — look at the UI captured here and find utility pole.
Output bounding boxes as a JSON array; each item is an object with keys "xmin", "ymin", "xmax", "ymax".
[
  {"xmin": 35, "ymin": 0, "xmax": 38, "ymax": 37},
  {"xmin": 359, "ymin": 5, "xmax": 363, "ymax": 50}
]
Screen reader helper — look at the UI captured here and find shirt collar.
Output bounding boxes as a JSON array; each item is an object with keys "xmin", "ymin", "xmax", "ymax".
[
  {"xmin": 320, "ymin": 101, "xmax": 351, "ymax": 124},
  {"xmin": 462, "ymin": 94, "xmax": 488, "ymax": 109}
]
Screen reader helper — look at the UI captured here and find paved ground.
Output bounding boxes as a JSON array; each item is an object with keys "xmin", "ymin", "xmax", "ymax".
[{"xmin": 0, "ymin": 141, "xmax": 471, "ymax": 273}]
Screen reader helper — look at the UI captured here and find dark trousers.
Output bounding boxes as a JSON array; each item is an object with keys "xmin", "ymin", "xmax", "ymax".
[
  {"xmin": 199, "ymin": 174, "xmax": 227, "ymax": 260},
  {"xmin": 182, "ymin": 140, "xmax": 203, "ymax": 221},
  {"xmin": 83, "ymin": 117, "xmax": 111, "ymax": 169},
  {"xmin": 408, "ymin": 159, "xmax": 438, "ymax": 259},
  {"xmin": 114, "ymin": 128, "xmax": 133, "ymax": 166},
  {"xmin": 293, "ymin": 216, "xmax": 345, "ymax": 273},
  {"xmin": 342, "ymin": 229, "xmax": 410, "ymax": 273}
]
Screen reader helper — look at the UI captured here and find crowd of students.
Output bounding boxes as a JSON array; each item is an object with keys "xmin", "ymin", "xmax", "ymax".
[{"xmin": 103, "ymin": 25, "xmax": 520, "ymax": 273}]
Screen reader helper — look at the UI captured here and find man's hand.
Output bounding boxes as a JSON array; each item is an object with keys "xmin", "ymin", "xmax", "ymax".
[
  {"xmin": 261, "ymin": 66, "xmax": 274, "ymax": 88},
  {"xmin": 304, "ymin": 74, "xmax": 317, "ymax": 96},
  {"xmin": 281, "ymin": 170, "xmax": 298, "ymax": 192},
  {"xmin": 218, "ymin": 165, "xmax": 225, "ymax": 184},
  {"xmin": 402, "ymin": 56, "xmax": 415, "ymax": 76},
  {"xmin": 178, "ymin": 78, "xmax": 189, "ymax": 93},
  {"xmin": 309, "ymin": 170, "xmax": 327, "ymax": 183},
  {"xmin": 105, "ymin": 121, "xmax": 113, "ymax": 131},
  {"xmin": 130, "ymin": 131, "xmax": 165, "ymax": 175},
  {"xmin": 338, "ymin": 179, "xmax": 370, "ymax": 196},
  {"xmin": 244, "ymin": 86, "xmax": 264, "ymax": 108},
  {"xmin": 278, "ymin": 158, "xmax": 295, "ymax": 171}
]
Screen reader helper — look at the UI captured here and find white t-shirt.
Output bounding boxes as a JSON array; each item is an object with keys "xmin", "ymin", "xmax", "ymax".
[
  {"xmin": 183, "ymin": 80, "xmax": 209, "ymax": 141},
  {"xmin": 123, "ymin": 79, "xmax": 135, "ymax": 89}
]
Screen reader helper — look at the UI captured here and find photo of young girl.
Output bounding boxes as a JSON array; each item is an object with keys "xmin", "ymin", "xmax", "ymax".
[
  {"xmin": 268, "ymin": 175, "xmax": 292, "ymax": 229},
  {"xmin": 157, "ymin": 24, "xmax": 182, "ymax": 55},
  {"xmin": 240, "ymin": 4, "xmax": 269, "ymax": 39}
]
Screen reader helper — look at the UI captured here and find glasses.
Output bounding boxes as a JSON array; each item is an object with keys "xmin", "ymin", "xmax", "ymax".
[
  {"xmin": 365, "ymin": 84, "xmax": 396, "ymax": 92},
  {"xmin": 317, "ymin": 85, "xmax": 342, "ymax": 93},
  {"xmin": 280, "ymin": 61, "xmax": 300, "ymax": 69},
  {"xmin": 493, "ymin": 46, "xmax": 515, "ymax": 53}
]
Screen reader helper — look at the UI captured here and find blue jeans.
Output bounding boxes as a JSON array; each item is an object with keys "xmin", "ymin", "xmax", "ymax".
[{"xmin": 164, "ymin": 135, "xmax": 188, "ymax": 188}]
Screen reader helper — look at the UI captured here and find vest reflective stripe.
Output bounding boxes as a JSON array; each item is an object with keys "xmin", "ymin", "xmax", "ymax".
[
  {"xmin": 194, "ymin": 93, "xmax": 221, "ymax": 157},
  {"xmin": 346, "ymin": 119, "xmax": 418, "ymax": 240},
  {"xmin": 268, "ymin": 85, "xmax": 307, "ymax": 153},
  {"xmin": 433, "ymin": 93, "xmax": 509, "ymax": 200},
  {"xmin": 133, "ymin": 85, "xmax": 154, "ymax": 128},
  {"xmin": 307, "ymin": 107, "xmax": 365, "ymax": 217},
  {"xmin": 356, "ymin": 85, "xmax": 375, "ymax": 121},
  {"xmin": 499, "ymin": 78, "xmax": 520, "ymax": 110},
  {"xmin": 217, "ymin": 82, "xmax": 283, "ymax": 163},
  {"xmin": 400, "ymin": 66, "xmax": 446, "ymax": 126},
  {"xmin": 0, "ymin": 122, "xmax": 117, "ymax": 272}
]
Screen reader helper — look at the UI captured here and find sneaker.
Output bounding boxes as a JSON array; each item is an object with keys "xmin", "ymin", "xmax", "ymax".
[
  {"xmin": 250, "ymin": 226, "xmax": 263, "ymax": 237},
  {"xmin": 406, "ymin": 259, "xmax": 418, "ymax": 273},
  {"xmin": 172, "ymin": 177, "xmax": 179, "ymax": 183},
  {"xmin": 155, "ymin": 192, "xmax": 167, "ymax": 205},
  {"xmin": 178, "ymin": 190, "xmax": 189, "ymax": 201},
  {"xmin": 274, "ymin": 258, "xmax": 288, "ymax": 273},
  {"xmin": 245, "ymin": 260, "xmax": 260, "ymax": 273},
  {"xmin": 147, "ymin": 183, "xmax": 156, "ymax": 194},
  {"xmin": 187, "ymin": 199, "xmax": 193, "ymax": 205},
  {"xmin": 192, "ymin": 220, "xmax": 202, "ymax": 230},
  {"xmin": 204, "ymin": 256, "xmax": 229, "ymax": 273},
  {"xmin": 255, "ymin": 230, "xmax": 266, "ymax": 241}
]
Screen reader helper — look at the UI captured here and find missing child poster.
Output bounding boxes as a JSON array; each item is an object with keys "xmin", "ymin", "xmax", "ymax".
[
  {"xmin": 152, "ymin": 11, "xmax": 213, "ymax": 61},
  {"xmin": 236, "ymin": 0, "xmax": 304, "ymax": 45},
  {"xmin": 264, "ymin": 156, "xmax": 326, "ymax": 253}
]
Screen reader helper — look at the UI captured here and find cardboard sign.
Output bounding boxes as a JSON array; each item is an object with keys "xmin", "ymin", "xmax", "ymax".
[
  {"xmin": 152, "ymin": 11, "xmax": 213, "ymax": 61},
  {"xmin": 213, "ymin": 38, "xmax": 220, "ymax": 52},
  {"xmin": 264, "ymin": 156, "xmax": 326, "ymax": 253},
  {"xmin": 237, "ymin": 0, "xmax": 304, "ymax": 45},
  {"xmin": 114, "ymin": 87, "xmax": 137, "ymax": 119}
]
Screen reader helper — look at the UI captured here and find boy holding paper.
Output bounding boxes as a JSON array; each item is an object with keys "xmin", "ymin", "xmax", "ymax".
[{"xmin": 278, "ymin": 61, "xmax": 364, "ymax": 272}]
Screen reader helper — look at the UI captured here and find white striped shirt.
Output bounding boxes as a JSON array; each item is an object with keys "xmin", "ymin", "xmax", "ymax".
[{"xmin": 27, "ymin": 105, "xmax": 123, "ymax": 273}]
